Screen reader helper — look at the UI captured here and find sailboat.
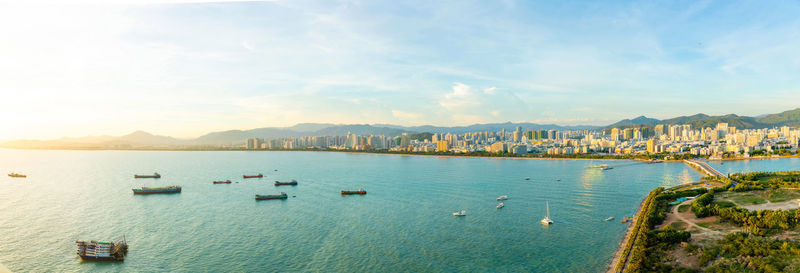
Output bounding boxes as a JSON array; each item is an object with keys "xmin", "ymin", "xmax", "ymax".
[{"xmin": 541, "ymin": 201, "xmax": 553, "ymax": 225}]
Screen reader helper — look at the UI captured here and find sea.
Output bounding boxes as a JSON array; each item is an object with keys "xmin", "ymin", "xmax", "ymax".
[{"xmin": 1, "ymin": 150, "xmax": 796, "ymax": 272}]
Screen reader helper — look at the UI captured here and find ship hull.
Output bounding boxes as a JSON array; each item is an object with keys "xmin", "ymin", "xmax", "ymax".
[
  {"xmin": 132, "ymin": 190, "xmax": 181, "ymax": 194},
  {"xmin": 274, "ymin": 182, "xmax": 297, "ymax": 186},
  {"xmin": 341, "ymin": 191, "xmax": 367, "ymax": 195},
  {"xmin": 243, "ymin": 175, "xmax": 263, "ymax": 179}
]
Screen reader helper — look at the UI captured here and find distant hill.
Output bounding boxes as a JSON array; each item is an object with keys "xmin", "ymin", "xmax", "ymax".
[
  {"xmin": 4, "ymin": 107, "xmax": 800, "ymax": 149},
  {"xmin": 605, "ymin": 108, "xmax": 800, "ymax": 130},
  {"xmin": 756, "ymin": 108, "xmax": 800, "ymax": 127},
  {"xmin": 605, "ymin": 116, "xmax": 659, "ymax": 128}
]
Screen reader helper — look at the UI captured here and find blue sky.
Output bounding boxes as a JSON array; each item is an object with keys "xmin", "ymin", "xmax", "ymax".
[{"xmin": 1, "ymin": 0, "xmax": 799, "ymax": 139}]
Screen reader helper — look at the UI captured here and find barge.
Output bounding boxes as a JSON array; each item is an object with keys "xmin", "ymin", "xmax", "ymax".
[
  {"xmin": 8, "ymin": 173, "xmax": 26, "ymax": 178},
  {"xmin": 341, "ymin": 188, "xmax": 367, "ymax": 195},
  {"xmin": 243, "ymin": 174, "xmax": 263, "ymax": 179},
  {"xmin": 76, "ymin": 236, "xmax": 128, "ymax": 262},
  {"xmin": 255, "ymin": 192, "xmax": 288, "ymax": 200},
  {"xmin": 274, "ymin": 179, "xmax": 298, "ymax": 186},
  {"xmin": 132, "ymin": 186, "xmax": 181, "ymax": 194},
  {"xmin": 134, "ymin": 172, "xmax": 161, "ymax": 179},
  {"xmin": 213, "ymin": 180, "xmax": 232, "ymax": 184}
]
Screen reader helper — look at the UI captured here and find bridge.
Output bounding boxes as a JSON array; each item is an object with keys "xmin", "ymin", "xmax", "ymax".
[{"xmin": 683, "ymin": 160, "xmax": 725, "ymax": 177}]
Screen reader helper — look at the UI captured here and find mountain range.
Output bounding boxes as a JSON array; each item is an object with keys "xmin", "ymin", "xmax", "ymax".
[{"xmin": 2, "ymin": 108, "xmax": 799, "ymax": 149}]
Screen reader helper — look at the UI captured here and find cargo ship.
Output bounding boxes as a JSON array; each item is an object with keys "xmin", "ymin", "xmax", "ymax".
[
  {"xmin": 132, "ymin": 186, "xmax": 181, "ymax": 194},
  {"xmin": 75, "ymin": 236, "xmax": 128, "ymax": 261},
  {"xmin": 213, "ymin": 180, "xmax": 232, "ymax": 184},
  {"xmin": 274, "ymin": 179, "xmax": 298, "ymax": 186},
  {"xmin": 255, "ymin": 192, "xmax": 288, "ymax": 200},
  {"xmin": 243, "ymin": 173, "xmax": 263, "ymax": 179},
  {"xmin": 341, "ymin": 188, "xmax": 367, "ymax": 195},
  {"xmin": 134, "ymin": 172, "xmax": 161, "ymax": 179},
  {"xmin": 8, "ymin": 172, "xmax": 26, "ymax": 178}
]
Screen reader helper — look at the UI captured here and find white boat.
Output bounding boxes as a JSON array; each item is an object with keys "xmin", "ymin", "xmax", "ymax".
[
  {"xmin": 496, "ymin": 195, "xmax": 508, "ymax": 201},
  {"xmin": 541, "ymin": 201, "xmax": 553, "ymax": 225},
  {"xmin": 605, "ymin": 217, "xmax": 614, "ymax": 221},
  {"xmin": 496, "ymin": 203, "xmax": 504, "ymax": 209},
  {"xmin": 453, "ymin": 210, "xmax": 466, "ymax": 216}
]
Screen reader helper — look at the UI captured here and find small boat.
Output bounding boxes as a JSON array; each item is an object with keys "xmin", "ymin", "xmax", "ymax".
[
  {"xmin": 602, "ymin": 166, "xmax": 614, "ymax": 170},
  {"xmin": 524, "ymin": 177, "xmax": 530, "ymax": 180},
  {"xmin": 243, "ymin": 174, "xmax": 263, "ymax": 179},
  {"xmin": 213, "ymin": 180, "xmax": 232, "ymax": 184},
  {"xmin": 496, "ymin": 195, "xmax": 508, "ymax": 201},
  {"xmin": 76, "ymin": 235, "xmax": 128, "ymax": 262},
  {"xmin": 556, "ymin": 179, "xmax": 561, "ymax": 181},
  {"xmin": 341, "ymin": 188, "xmax": 367, "ymax": 195},
  {"xmin": 496, "ymin": 203, "xmax": 504, "ymax": 209},
  {"xmin": 541, "ymin": 201, "xmax": 553, "ymax": 225},
  {"xmin": 255, "ymin": 192, "xmax": 288, "ymax": 200},
  {"xmin": 8, "ymin": 172, "xmax": 26, "ymax": 178},
  {"xmin": 605, "ymin": 217, "xmax": 614, "ymax": 221},
  {"xmin": 132, "ymin": 186, "xmax": 181, "ymax": 194},
  {"xmin": 453, "ymin": 210, "xmax": 466, "ymax": 216},
  {"xmin": 134, "ymin": 172, "xmax": 160, "ymax": 179},
  {"xmin": 274, "ymin": 179, "xmax": 298, "ymax": 186}
]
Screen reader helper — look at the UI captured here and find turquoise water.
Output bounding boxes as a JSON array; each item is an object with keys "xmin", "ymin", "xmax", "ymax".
[
  {"xmin": 0, "ymin": 150, "xmax": 706, "ymax": 272},
  {"xmin": 706, "ymin": 157, "xmax": 800, "ymax": 175}
]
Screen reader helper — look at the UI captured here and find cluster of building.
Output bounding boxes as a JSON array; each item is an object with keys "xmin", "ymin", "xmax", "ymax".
[{"xmin": 244, "ymin": 123, "xmax": 800, "ymax": 158}]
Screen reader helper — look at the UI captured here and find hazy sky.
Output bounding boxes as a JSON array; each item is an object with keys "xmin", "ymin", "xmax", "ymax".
[{"xmin": 1, "ymin": 0, "xmax": 799, "ymax": 139}]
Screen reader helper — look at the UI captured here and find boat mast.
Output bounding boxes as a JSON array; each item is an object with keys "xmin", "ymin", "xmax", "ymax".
[{"xmin": 546, "ymin": 201, "xmax": 550, "ymax": 219}]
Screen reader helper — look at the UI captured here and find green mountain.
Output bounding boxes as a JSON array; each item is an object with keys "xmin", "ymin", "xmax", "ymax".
[{"xmin": 756, "ymin": 108, "xmax": 800, "ymax": 127}]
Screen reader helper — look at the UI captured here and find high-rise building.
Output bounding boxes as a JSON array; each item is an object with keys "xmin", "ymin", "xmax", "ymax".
[
  {"xmin": 610, "ymin": 128, "xmax": 620, "ymax": 141},
  {"xmin": 647, "ymin": 139, "xmax": 657, "ymax": 153},
  {"xmin": 436, "ymin": 140, "xmax": 449, "ymax": 152}
]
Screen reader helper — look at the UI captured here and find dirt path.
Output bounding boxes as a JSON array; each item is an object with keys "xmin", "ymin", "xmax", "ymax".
[
  {"xmin": 741, "ymin": 198, "xmax": 800, "ymax": 211},
  {"xmin": 671, "ymin": 200, "xmax": 724, "ymax": 236}
]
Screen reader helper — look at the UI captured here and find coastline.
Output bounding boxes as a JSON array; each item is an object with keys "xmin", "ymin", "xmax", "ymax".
[
  {"xmin": 605, "ymin": 198, "xmax": 646, "ymax": 273},
  {"xmin": 0, "ymin": 262, "xmax": 11, "ymax": 273},
  {"xmin": 1, "ymin": 146, "xmax": 796, "ymax": 162}
]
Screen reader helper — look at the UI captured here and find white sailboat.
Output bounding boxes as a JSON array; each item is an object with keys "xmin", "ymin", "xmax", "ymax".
[{"xmin": 541, "ymin": 201, "xmax": 553, "ymax": 225}]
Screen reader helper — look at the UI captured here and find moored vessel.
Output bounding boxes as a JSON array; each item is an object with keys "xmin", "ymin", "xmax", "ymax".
[
  {"xmin": 274, "ymin": 179, "xmax": 298, "ymax": 186},
  {"xmin": 496, "ymin": 195, "xmax": 508, "ymax": 201},
  {"xmin": 541, "ymin": 201, "xmax": 553, "ymax": 225},
  {"xmin": 243, "ymin": 173, "xmax": 263, "ymax": 179},
  {"xmin": 132, "ymin": 186, "xmax": 181, "ymax": 194},
  {"xmin": 8, "ymin": 172, "xmax": 26, "ymax": 178},
  {"xmin": 341, "ymin": 188, "xmax": 367, "ymax": 195},
  {"xmin": 134, "ymin": 172, "xmax": 161, "ymax": 179},
  {"xmin": 255, "ymin": 192, "xmax": 288, "ymax": 200},
  {"xmin": 213, "ymin": 180, "xmax": 232, "ymax": 184},
  {"xmin": 76, "ymin": 236, "xmax": 128, "ymax": 261}
]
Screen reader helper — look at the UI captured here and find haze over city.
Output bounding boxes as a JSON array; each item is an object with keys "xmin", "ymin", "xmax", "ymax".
[{"xmin": 2, "ymin": 0, "xmax": 800, "ymax": 140}]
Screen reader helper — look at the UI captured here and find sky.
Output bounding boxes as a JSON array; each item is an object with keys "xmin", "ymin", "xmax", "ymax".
[{"xmin": 1, "ymin": 0, "xmax": 800, "ymax": 140}]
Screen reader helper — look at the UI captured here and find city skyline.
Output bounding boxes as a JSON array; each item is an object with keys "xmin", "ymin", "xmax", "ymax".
[{"xmin": 3, "ymin": 1, "xmax": 800, "ymax": 140}]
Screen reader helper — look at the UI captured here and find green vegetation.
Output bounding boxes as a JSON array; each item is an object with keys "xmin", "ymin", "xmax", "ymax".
[
  {"xmin": 730, "ymin": 171, "xmax": 800, "ymax": 191},
  {"xmin": 620, "ymin": 170, "xmax": 800, "ymax": 272},
  {"xmin": 703, "ymin": 233, "xmax": 800, "ymax": 272}
]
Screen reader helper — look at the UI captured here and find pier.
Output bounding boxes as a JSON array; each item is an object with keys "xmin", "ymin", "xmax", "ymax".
[{"xmin": 683, "ymin": 160, "xmax": 725, "ymax": 177}]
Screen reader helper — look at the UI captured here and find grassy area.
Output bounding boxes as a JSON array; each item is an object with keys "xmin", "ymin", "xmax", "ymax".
[
  {"xmin": 712, "ymin": 200, "xmax": 736, "ymax": 208},
  {"xmin": 716, "ymin": 189, "xmax": 800, "ymax": 205},
  {"xmin": 669, "ymin": 222, "xmax": 687, "ymax": 230},
  {"xmin": 677, "ymin": 204, "xmax": 690, "ymax": 213},
  {"xmin": 766, "ymin": 188, "xmax": 800, "ymax": 202}
]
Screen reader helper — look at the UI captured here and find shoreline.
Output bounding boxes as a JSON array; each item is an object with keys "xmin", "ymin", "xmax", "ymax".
[
  {"xmin": 605, "ymin": 198, "xmax": 646, "ymax": 273},
  {"xmin": 1, "ymin": 147, "xmax": 796, "ymax": 162}
]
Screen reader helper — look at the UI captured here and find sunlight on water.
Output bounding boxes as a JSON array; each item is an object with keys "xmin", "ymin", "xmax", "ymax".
[{"xmin": 0, "ymin": 150, "xmax": 734, "ymax": 272}]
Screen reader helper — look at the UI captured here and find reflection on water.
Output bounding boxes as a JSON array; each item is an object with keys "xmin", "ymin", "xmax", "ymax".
[{"xmin": 0, "ymin": 151, "xmax": 712, "ymax": 272}]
